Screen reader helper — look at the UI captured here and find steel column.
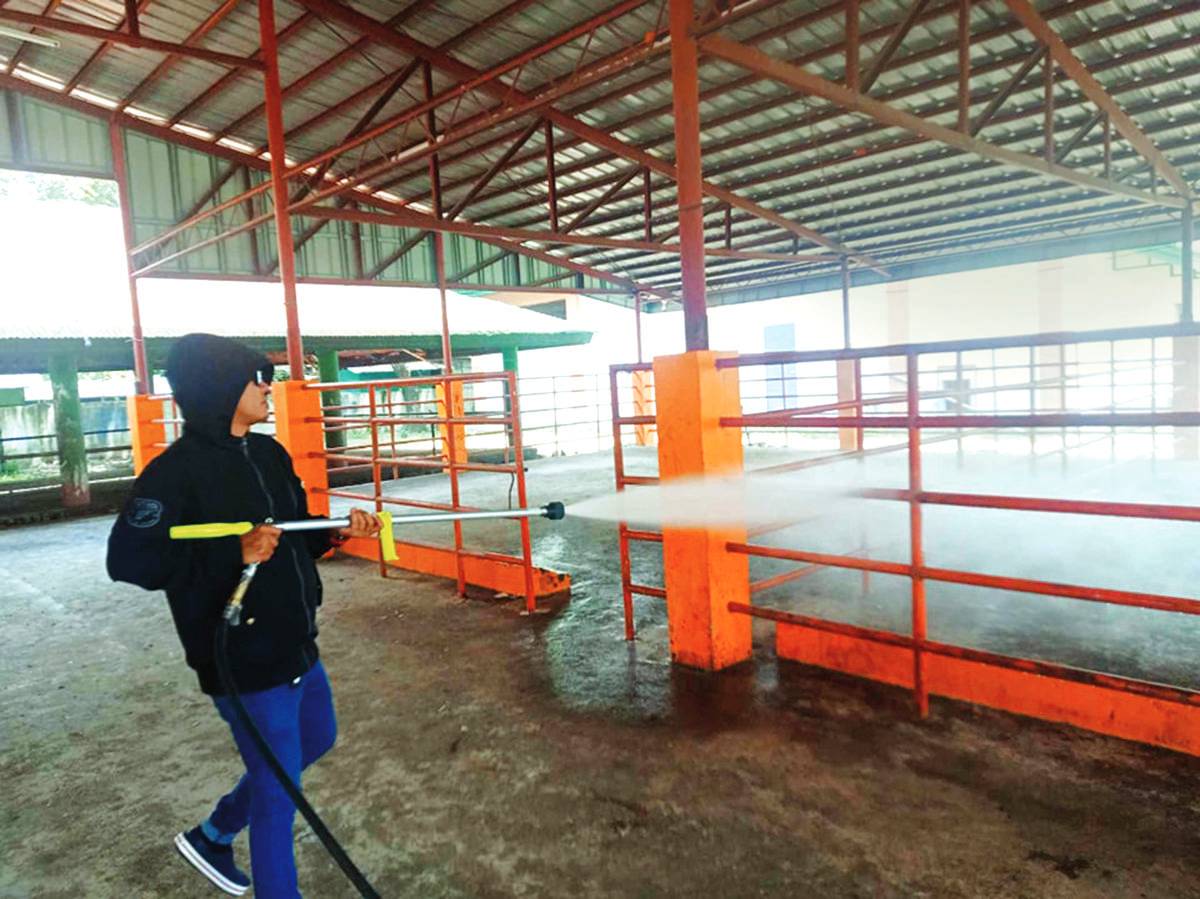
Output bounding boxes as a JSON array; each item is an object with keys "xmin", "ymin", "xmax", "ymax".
[
  {"xmin": 1043, "ymin": 49, "xmax": 1054, "ymax": 163},
  {"xmin": 1184, "ymin": 204, "xmax": 1195, "ymax": 324},
  {"xmin": 109, "ymin": 121, "xmax": 150, "ymax": 395},
  {"xmin": 642, "ymin": 168, "xmax": 653, "ymax": 242},
  {"xmin": 840, "ymin": 255, "xmax": 851, "ymax": 349},
  {"xmin": 906, "ymin": 353, "xmax": 928, "ymax": 717},
  {"xmin": 957, "ymin": 0, "xmax": 970, "ymax": 132},
  {"xmin": 845, "ymin": 0, "xmax": 859, "ymax": 91},
  {"xmin": 0, "ymin": 8, "xmax": 263, "ymax": 69},
  {"xmin": 545, "ymin": 121, "xmax": 559, "ymax": 232},
  {"xmin": 434, "ymin": 232, "xmax": 467, "ymax": 597},
  {"xmin": 669, "ymin": 0, "xmax": 708, "ymax": 351},
  {"xmin": 257, "ymin": 0, "xmax": 304, "ymax": 376},
  {"xmin": 635, "ymin": 294, "xmax": 644, "ymax": 363}
]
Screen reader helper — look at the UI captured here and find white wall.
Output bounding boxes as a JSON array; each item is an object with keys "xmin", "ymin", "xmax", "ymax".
[{"xmin": 516, "ymin": 249, "xmax": 1188, "ymax": 375}]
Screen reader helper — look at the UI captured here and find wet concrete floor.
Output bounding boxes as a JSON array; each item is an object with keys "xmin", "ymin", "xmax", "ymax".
[{"xmin": 3, "ymin": 447, "xmax": 1200, "ymax": 897}]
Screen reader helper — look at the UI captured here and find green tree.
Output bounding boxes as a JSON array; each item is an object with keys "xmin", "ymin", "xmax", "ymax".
[{"xmin": 80, "ymin": 179, "xmax": 118, "ymax": 207}]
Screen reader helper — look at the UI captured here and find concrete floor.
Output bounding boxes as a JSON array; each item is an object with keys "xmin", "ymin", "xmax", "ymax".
[{"xmin": 4, "ymin": 447, "xmax": 1200, "ymax": 897}]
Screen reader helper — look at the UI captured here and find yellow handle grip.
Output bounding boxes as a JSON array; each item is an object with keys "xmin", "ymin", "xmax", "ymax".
[
  {"xmin": 378, "ymin": 511, "xmax": 397, "ymax": 562},
  {"xmin": 170, "ymin": 521, "xmax": 255, "ymax": 540}
]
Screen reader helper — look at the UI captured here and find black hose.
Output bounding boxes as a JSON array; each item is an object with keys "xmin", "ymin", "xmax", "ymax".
[{"xmin": 214, "ymin": 622, "xmax": 382, "ymax": 898}]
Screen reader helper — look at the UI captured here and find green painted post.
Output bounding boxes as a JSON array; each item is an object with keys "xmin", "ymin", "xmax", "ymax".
[
  {"xmin": 501, "ymin": 346, "xmax": 520, "ymax": 374},
  {"xmin": 48, "ymin": 352, "xmax": 90, "ymax": 508},
  {"xmin": 316, "ymin": 349, "xmax": 345, "ymax": 449}
]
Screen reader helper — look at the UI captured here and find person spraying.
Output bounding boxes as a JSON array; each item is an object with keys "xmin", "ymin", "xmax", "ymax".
[{"xmin": 106, "ymin": 333, "xmax": 382, "ymax": 898}]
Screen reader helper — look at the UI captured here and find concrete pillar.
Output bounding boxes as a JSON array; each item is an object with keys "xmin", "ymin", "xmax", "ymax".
[
  {"xmin": 653, "ymin": 351, "xmax": 750, "ymax": 671},
  {"xmin": 836, "ymin": 360, "xmax": 860, "ymax": 451},
  {"xmin": 436, "ymin": 380, "xmax": 467, "ymax": 470},
  {"xmin": 272, "ymin": 380, "xmax": 330, "ymax": 517},
  {"xmin": 316, "ymin": 348, "xmax": 345, "ymax": 450},
  {"xmin": 1036, "ymin": 261, "xmax": 1066, "ymax": 413},
  {"xmin": 127, "ymin": 394, "xmax": 167, "ymax": 475},
  {"xmin": 1173, "ymin": 336, "xmax": 1199, "ymax": 460},
  {"xmin": 886, "ymin": 280, "xmax": 910, "ymax": 384},
  {"xmin": 632, "ymin": 370, "xmax": 656, "ymax": 447},
  {"xmin": 48, "ymin": 352, "xmax": 89, "ymax": 508}
]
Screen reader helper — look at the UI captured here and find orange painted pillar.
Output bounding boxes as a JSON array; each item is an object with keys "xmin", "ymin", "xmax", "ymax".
[
  {"xmin": 632, "ymin": 369, "xmax": 656, "ymax": 447},
  {"xmin": 436, "ymin": 380, "xmax": 467, "ymax": 469},
  {"xmin": 127, "ymin": 394, "xmax": 166, "ymax": 476},
  {"xmin": 836, "ymin": 359, "xmax": 860, "ymax": 451},
  {"xmin": 654, "ymin": 351, "xmax": 751, "ymax": 670},
  {"xmin": 272, "ymin": 380, "xmax": 330, "ymax": 517}
]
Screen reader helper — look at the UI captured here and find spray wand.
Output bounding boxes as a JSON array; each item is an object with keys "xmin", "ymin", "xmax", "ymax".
[{"xmin": 168, "ymin": 501, "xmax": 566, "ymax": 897}]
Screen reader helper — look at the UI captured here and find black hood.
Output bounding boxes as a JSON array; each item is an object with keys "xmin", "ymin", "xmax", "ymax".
[{"xmin": 166, "ymin": 333, "xmax": 274, "ymax": 443}]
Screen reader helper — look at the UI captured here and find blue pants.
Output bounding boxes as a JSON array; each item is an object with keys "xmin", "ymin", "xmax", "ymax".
[{"xmin": 202, "ymin": 662, "xmax": 337, "ymax": 899}]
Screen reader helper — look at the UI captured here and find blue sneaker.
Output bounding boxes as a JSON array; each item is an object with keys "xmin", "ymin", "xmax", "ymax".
[{"xmin": 174, "ymin": 827, "xmax": 250, "ymax": 896}]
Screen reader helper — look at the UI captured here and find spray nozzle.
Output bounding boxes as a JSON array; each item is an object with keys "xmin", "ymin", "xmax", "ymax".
[{"xmin": 542, "ymin": 502, "xmax": 566, "ymax": 521}]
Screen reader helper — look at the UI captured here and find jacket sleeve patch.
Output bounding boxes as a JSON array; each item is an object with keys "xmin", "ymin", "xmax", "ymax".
[{"xmin": 125, "ymin": 497, "xmax": 165, "ymax": 529}]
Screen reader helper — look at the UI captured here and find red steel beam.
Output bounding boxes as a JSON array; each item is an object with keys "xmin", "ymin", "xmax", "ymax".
[
  {"xmin": 545, "ymin": 121, "xmax": 559, "ymax": 232},
  {"xmin": 241, "ymin": 166, "xmax": 262, "ymax": 275},
  {"xmin": 696, "ymin": 36, "xmax": 1182, "ymax": 209},
  {"xmin": 642, "ymin": 168, "xmax": 653, "ymax": 241},
  {"xmin": 213, "ymin": 5, "xmax": 427, "ymax": 142},
  {"xmin": 567, "ymin": 109, "xmax": 1190, "ymax": 279},
  {"xmin": 166, "ymin": 12, "xmax": 318, "ymax": 126},
  {"xmin": 116, "ymin": 0, "xmax": 242, "ymax": 114},
  {"xmin": 669, "ymin": 0, "xmax": 708, "ymax": 351},
  {"xmin": 565, "ymin": 36, "xmax": 1200, "ymax": 267},
  {"xmin": 143, "ymin": 161, "xmax": 244, "ymax": 262},
  {"xmin": 462, "ymin": 0, "xmax": 1124, "ymax": 219},
  {"xmin": 122, "ymin": 0, "xmax": 139, "ymax": 36},
  {"xmin": 845, "ymin": 0, "xmax": 859, "ymax": 91},
  {"xmin": 258, "ymin": 0, "xmax": 304, "ymax": 374},
  {"xmin": 276, "ymin": 62, "xmax": 423, "ymax": 270},
  {"xmin": 61, "ymin": 0, "xmax": 154, "ymax": 95},
  {"xmin": 312, "ymin": 205, "xmax": 838, "ymax": 264},
  {"xmin": 109, "ymin": 121, "xmax": 149, "ymax": 395},
  {"xmin": 1043, "ymin": 49, "xmax": 1054, "ymax": 163},
  {"xmin": 362, "ymin": 231, "xmax": 427, "ymax": 281},
  {"xmin": 403, "ymin": 0, "xmax": 845, "ymax": 201},
  {"xmin": 295, "ymin": 0, "xmax": 881, "ymax": 269},
  {"xmin": 1002, "ymin": 0, "xmax": 1194, "ymax": 199},
  {"xmin": 268, "ymin": 0, "xmax": 528, "ymax": 148},
  {"xmin": 529, "ymin": 1, "xmax": 1171, "ymax": 236},
  {"xmin": 957, "ymin": 0, "xmax": 970, "ymax": 132},
  {"xmin": 446, "ymin": 117, "xmax": 542, "ymax": 221},
  {"xmin": 861, "ymin": 0, "xmax": 933, "ymax": 93},
  {"xmin": 562, "ymin": 167, "xmax": 640, "ymax": 235},
  {"xmin": 129, "ymin": 31, "xmax": 671, "ymax": 260},
  {"xmin": 0, "ymin": 8, "xmax": 265, "ymax": 70}
]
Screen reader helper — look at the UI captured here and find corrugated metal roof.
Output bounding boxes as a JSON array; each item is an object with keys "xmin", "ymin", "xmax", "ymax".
[{"xmin": 0, "ymin": 0, "xmax": 1195, "ymax": 306}]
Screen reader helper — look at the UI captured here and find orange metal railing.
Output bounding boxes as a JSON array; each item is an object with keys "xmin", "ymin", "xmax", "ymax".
[
  {"xmin": 609, "ymin": 362, "xmax": 662, "ymax": 639},
  {"xmin": 718, "ymin": 322, "xmax": 1200, "ymax": 720},
  {"xmin": 128, "ymin": 373, "xmax": 569, "ymax": 610},
  {"xmin": 304, "ymin": 371, "xmax": 542, "ymax": 611}
]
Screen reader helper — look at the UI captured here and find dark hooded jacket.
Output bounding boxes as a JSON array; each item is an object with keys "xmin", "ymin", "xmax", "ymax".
[{"xmin": 106, "ymin": 333, "xmax": 332, "ymax": 695}]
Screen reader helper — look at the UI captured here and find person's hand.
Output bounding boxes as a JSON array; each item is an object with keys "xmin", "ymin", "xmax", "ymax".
[
  {"xmin": 240, "ymin": 524, "xmax": 282, "ymax": 564},
  {"xmin": 339, "ymin": 508, "xmax": 383, "ymax": 539}
]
